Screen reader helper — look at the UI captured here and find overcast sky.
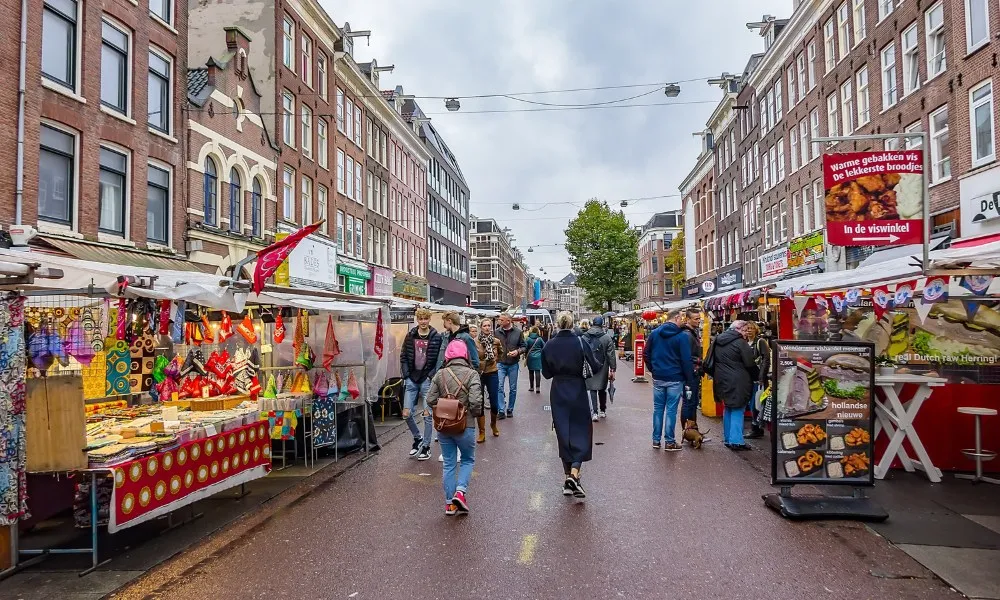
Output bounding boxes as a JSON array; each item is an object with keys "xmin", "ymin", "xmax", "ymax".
[{"xmin": 328, "ymin": 0, "xmax": 791, "ymax": 280}]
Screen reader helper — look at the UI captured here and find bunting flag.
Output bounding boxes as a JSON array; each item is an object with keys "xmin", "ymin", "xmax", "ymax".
[
  {"xmin": 830, "ymin": 292, "xmax": 847, "ymax": 316},
  {"xmin": 964, "ymin": 299, "xmax": 982, "ymax": 321},
  {"xmin": 845, "ymin": 288, "xmax": 862, "ymax": 306},
  {"xmin": 813, "ymin": 295, "xmax": 829, "ymax": 313},
  {"xmin": 894, "ymin": 280, "xmax": 917, "ymax": 307},
  {"xmin": 871, "ymin": 285, "xmax": 892, "ymax": 320},
  {"xmin": 960, "ymin": 275, "xmax": 994, "ymax": 297},
  {"xmin": 922, "ymin": 275, "xmax": 950, "ymax": 304},
  {"xmin": 792, "ymin": 295, "xmax": 810, "ymax": 316},
  {"xmin": 251, "ymin": 221, "xmax": 324, "ymax": 295},
  {"xmin": 914, "ymin": 297, "xmax": 934, "ymax": 324},
  {"xmin": 374, "ymin": 308, "xmax": 384, "ymax": 359}
]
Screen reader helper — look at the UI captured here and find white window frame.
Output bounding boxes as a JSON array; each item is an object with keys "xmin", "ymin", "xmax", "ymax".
[
  {"xmin": 828, "ymin": 92, "xmax": 840, "ymax": 137},
  {"xmin": 282, "ymin": 91, "xmax": 295, "ymax": 147},
  {"xmin": 301, "ymin": 175, "xmax": 312, "ymax": 225},
  {"xmin": 841, "ymin": 79, "xmax": 854, "ymax": 134},
  {"xmin": 902, "ymin": 23, "xmax": 920, "ymax": 96},
  {"xmin": 345, "ymin": 155, "xmax": 354, "ymax": 199},
  {"xmin": 318, "ymin": 185, "xmax": 328, "ymax": 234},
  {"xmin": 856, "ymin": 66, "xmax": 870, "ymax": 126},
  {"xmin": 878, "ymin": 0, "xmax": 894, "ymax": 22},
  {"xmin": 905, "ymin": 121, "xmax": 924, "ymax": 150},
  {"xmin": 317, "ymin": 54, "xmax": 327, "ymax": 102},
  {"xmin": 824, "ymin": 18, "xmax": 837, "ymax": 73},
  {"xmin": 965, "ymin": 0, "xmax": 990, "ymax": 53},
  {"xmin": 837, "ymin": 3, "xmax": 851, "ymax": 60},
  {"xmin": 97, "ymin": 143, "xmax": 130, "ymax": 239},
  {"xmin": 775, "ymin": 78, "xmax": 783, "ymax": 122},
  {"xmin": 282, "ymin": 16, "xmax": 294, "ymax": 71},
  {"xmin": 779, "ymin": 199, "xmax": 788, "ymax": 242},
  {"xmin": 925, "ymin": 2, "xmax": 946, "ymax": 80},
  {"xmin": 146, "ymin": 159, "xmax": 172, "ymax": 246},
  {"xmin": 777, "ymin": 140, "xmax": 786, "ymax": 182},
  {"xmin": 149, "ymin": 0, "xmax": 172, "ymax": 27},
  {"xmin": 970, "ymin": 80, "xmax": 996, "ymax": 167},
  {"xmin": 336, "ymin": 149, "xmax": 345, "ymax": 194},
  {"xmin": 787, "ymin": 66, "xmax": 797, "ymax": 107},
  {"xmin": 807, "ymin": 41, "xmax": 817, "ymax": 89},
  {"xmin": 929, "ymin": 104, "xmax": 951, "ymax": 184},
  {"xmin": 42, "ymin": 0, "xmax": 83, "ymax": 95},
  {"xmin": 801, "ymin": 184, "xmax": 813, "ymax": 232},
  {"xmin": 301, "ymin": 104, "xmax": 312, "ymax": 159},
  {"xmin": 317, "ymin": 118, "xmax": 328, "ymax": 168},
  {"xmin": 282, "ymin": 167, "xmax": 294, "ymax": 222},
  {"xmin": 810, "ymin": 108, "xmax": 820, "ymax": 159},
  {"xmin": 796, "ymin": 53, "xmax": 807, "ymax": 100},
  {"xmin": 100, "ymin": 17, "xmax": 132, "ymax": 117},
  {"xmin": 792, "ymin": 190, "xmax": 802, "ymax": 238},
  {"xmin": 881, "ymin": 43, "xmax": 898, "ymax": 109},
  {"xmin": 853, "ymin": 0, "xmax": 866, "ymax": 46},
  {"xmin": 799, "ymin": 118, "xmax": 810, "ymax": 166},
  {"xmin": 301, "ymin": 35, "xmax": 312, "ymax": 87},
  {"xmin": 813, "ymin": 180, "xmax": 825, "ymax": 230}
]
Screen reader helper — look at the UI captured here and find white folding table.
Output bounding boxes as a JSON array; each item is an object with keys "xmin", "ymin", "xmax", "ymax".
[{"xmin": 873, "ymin": 373, "xmax": 948, "ymax": 482}]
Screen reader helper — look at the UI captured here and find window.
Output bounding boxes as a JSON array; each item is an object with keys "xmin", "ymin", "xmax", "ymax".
[
  {"xmin": 759, "ymin": 96, "xmax": 768, "ymax": 132},
  {"xmin": 147, "ymin": 164, "xmax": 169, "ymax": 244},
  {"xmin": 801, "ymin": 184, "xmax": 812, "ymax": 232},
  {"xmin": 345, "ymin": 214, "xmax": 354, "ymax": 255},
  {"xmin": 300, "ymin": 104, "xmax": 313, "ymax": 158},
  {"xmin": 251, "ymin": 177, "xmax": 262, "ymax": 238},
  {"xmin": 929, "ymin": 105, "xmax": 951, "ymax": 183},
  {"xmin": 317, "ymin": 119, "xmax": 328, "ymax": 168},
  {"xmin": 790, "ymin": 131, "xmax": 799, "ymax": 172},
  {"xmin": 881, "ymin": 43, "xmax": 898, "ymax": 108},
  {"xmin": 354, "ymin": 163, "xmax": 363, "ymax": 203},
  {"xmin": 316, "ymin": 54, "xmax": 327, "ymax": 101},
  {"xmin": 226, "ymin": 168, "xmax": 242, "ymax": 232},
  {"xmin": 203, "ymin": 157, "xmax": 218, "ymax": 226},
  {"xmin": 336, "ymin": 89, "xmax": 344, "ymax": 132},
  {"xmin": 841, "ymin": 79, "xmax": 854, "ymax": 134},
  {"xmin": 787, "ymin": 67, "xmax": 797, "ymax": 107},
  {"xmin": 779, "ymin": 199, "xmax": 788, "ymax": 241},
  {"xmin": 282, "ymin": 167, "xmax": 294, "ymax": 221},
  {"xmin": 807, "ymin": 41, "xmax": 817, "ymax": 89},
  {"xmin": 282, "ymin": 91, "xmax": 294, "ymax": 146},
  {"xmin": 775, "ymin": 79, "xmax": 783, "ymax": 122},
  {"xmin": 885, "ymin": 137, "xmax": 900, "ymax": 151},
  {"xmin": 301, "ymin": 175, "xmax": 312, "ymax": 224},
  {"xmin": 345, "ymin": 99, "xmax": 354, "ymax": 143},
  {"xmin": 354, "ymin": 106, "xmax": 363, "ymax": 147},
  {"xmin": 777, "ymin": 141, "xmax": 786, "ymax": 182},
  {"xmin": 853, "ymin": 0, "xmax": 866, "ymax": 45},
  {"xmin": 317, "ymin": 185, "xmax": 328, "ymax": 234},
  {"xmin": 148, "ymin": 49, "xmax": 171, "ymax": 133},
  {"xmin": 336, "ymin": 149, "xmax": 345, "ymax": 194},
  {"xmin": 345, "ymin": 156, "xmax": 354, "ymax": 199},
  {"xmin": 764, "ymin": 207, "xmax": 772, "ymax": 246},
  {"xmin": 971, "ymin": 81, "xmax": 995, "ymax": 166},
  {"xmin": 879, "ymin": 0, "xmax": 894, "ymax": 21},
  {"xmin": 966, "ymin": 0, "xmax": 990, "ymax": 52},
  {"xmin": 42, "ymin": 0, "xmax": 78, "ymax": 90},
  {"xmin": 98, "ymin": 147, "xmax": 127, "ymax": 236},
  {"xmin": 827, "ymin": 92, "xmax": 839, "ymax": 137},
  {"xmin": 824, "ymin": 18, "xmax": 836, "ymax": 72},
  {"xmin": 902, "ymin": 23, "xmax": 920, "ymax": 95},
  {"xmin": 150, "ymin": 0, "xmax": 171, "ymax": 23},
  {"xmin": 810, "ymin": 109, "xmax": 820, "ymax": 159},
  {"xmin": 799, "ymin": 118, "xmax": 810, "ymax": 166},
  {"xmin": 813, "ymin": 180, "xmax": 825, "ymax": 228},
  {"xmin": 101, "ymin": 20, "xmax": 129, "ymax": 114},
  {"xmin": 282, "ymin": 17, "xmax": 294, "ymax": 70},
  {"xmin": 301, "ymin": 35, "xmax": 312, "ymax": 87},
  {"xmin": 856, "ymin": 66, "xmax": 870, "ymax": 126},
  {"xmin": 796, "ymin": 53, "xmax": 807, "ymax": 100},
  {"xmin": 336, "ymin": 210, "xmax": 344, "ymax": 251},
  {"xmin": 838, "ymin": 3, "xmax": 851, "ymax": 60},
  {"xmin": 925, "ymin": 3, "xmax": 946, "ymax": 78},
  {"xmin": 905, "ymin": 121, "xmax": 924, "ymax": 149}
]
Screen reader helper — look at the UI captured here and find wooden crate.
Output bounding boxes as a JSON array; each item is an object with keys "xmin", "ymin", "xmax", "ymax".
[{"xmin": 26, "ymin": 377, "xmax": 88, "ymax": 472}]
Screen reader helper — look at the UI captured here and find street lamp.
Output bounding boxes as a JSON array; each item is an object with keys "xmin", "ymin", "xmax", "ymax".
[
  {"xmin": 445, "ymin": 98, "xmax": 461, "ymax": 111},
  {"xmin": 663, "ymin": 83, "xmax": 681, "ymax": 97}
]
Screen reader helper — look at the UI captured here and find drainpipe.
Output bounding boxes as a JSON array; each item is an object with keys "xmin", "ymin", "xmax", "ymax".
[{"xmin": 14, "ymin": 0, "xmax": 28, "ymax": 224}]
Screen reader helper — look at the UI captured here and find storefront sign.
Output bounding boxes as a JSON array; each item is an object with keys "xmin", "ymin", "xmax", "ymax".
[
  {"xmin": 700, "ymin": 280, "xmax": 716, "ymax": 294},
  {"xmin": 682, "ymin": 285, "xmax": 701, "ymax": 299},
  {"xmin": 287, "ymin": 234, "xmax": 337, "ymax": 288},
  {"xmin": 771, "ymin": 340, "xmax": 875, "ymax": 487},
  {"xmin": 273, "ymin": 232, "xmax": 290, "ymax": 287},
  {"xmin": 337, "ymin": 264, "xmax": 371, "ymax": 296},
  {"xmin": 788, "ymin": 231, "xmax": 825, "ymax": 269},
  {"xmin": 759, "ymin": 248, "xmax": 789, "ymax": 281},
  {"xmin": 633, "ymin": 338, "xmax": 645, "ymax": 377},
  {"xmin": 959, "ymin": 165, "xmax": 1000, "ymax": 239},
  {"xmin": 392, "ymin": 274, "xmax": 428, "ymax": 300},
  {"xmin": 717, "ymin": 268, "xmax": 742, "ymax": 292},
  {"xmin": 823, "ymin": 151, "xmax": 924, "ymax": 246},
  {"xmin": 368, "ymin": 267, "xmax": 393, "ymax": 297}
]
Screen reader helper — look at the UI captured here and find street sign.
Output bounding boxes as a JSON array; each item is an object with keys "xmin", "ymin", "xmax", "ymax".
[
  {"xmin": 633, "ymin": 338, "xmax": 645, "ymax": 378},
  {"xmin": 823, "ymin": 151, "xmax": 924, "ymax": 247}
]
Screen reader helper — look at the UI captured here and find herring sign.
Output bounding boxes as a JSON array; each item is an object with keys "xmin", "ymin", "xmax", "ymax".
[{"xmin": 823, "ymin": 151, "xmax": 924, "ymax": 247}]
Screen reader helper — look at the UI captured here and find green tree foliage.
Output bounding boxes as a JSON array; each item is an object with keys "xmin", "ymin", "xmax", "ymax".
[
  {"xmin": 564, "ymin": 199, "xmax": 640, "ymax": 312},
  {"xmin": 667, "ymin": 230, "xmax": 686, "ymax": 291}
]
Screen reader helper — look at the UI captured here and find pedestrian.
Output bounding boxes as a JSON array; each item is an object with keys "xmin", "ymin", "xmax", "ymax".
[
  {"xmin": 583, "ymin": 316, "xmax": 616, "ymax": 421},
  {"xmin": 400, "ymin": 307, "xmax": 443, "ymax": 461},
  {"xmin": 525, "ymin": 326, "xmax": 545, "ymax": 394},
  {"xmin": 494, "ymin": 313, "xmax": 526, "ymax": 419},
  {"xmin": 644, "ymin": 309, "xmax": 695, "ymax": 451},
  {"xmin": 710, "ymin": 320, "xmax": 759, "ymax": 451},
  {"xmin": 746, "ymin": 322, "xmax": 771, "ymax": 439},
  {"xmin": 436, "ymin": 312, "xmax": 480, "ymax": 372},
  {"xmin": 426, "ymin": 340, "xmax": 485, "ymax": 516},
  {"xmin": 542, "ymin": 311, "xmax": 601, "ymax": 498},
  {"xmin": 476, "ymin": 319, "xmax": 504, "ymax": 440},
  {"xmin": 680, "ymin": 308, "xmax": 705, "ymax": 428}
]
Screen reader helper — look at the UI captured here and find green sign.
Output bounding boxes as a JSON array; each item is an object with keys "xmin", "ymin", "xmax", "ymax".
[
  {"xmin": 337, "ymin": 264, "xmax": 371, "ymax": 280},
  {"xmin": 788, "ymin": 230, "xmax": 824, "ymax": 269},
  {"xmin": 392, "ymin": 277, "xmax": 427, "ymax": 300}
]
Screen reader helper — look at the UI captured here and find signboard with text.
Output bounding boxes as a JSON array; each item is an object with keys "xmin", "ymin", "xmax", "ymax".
[
  {"xmin": 633, "ymin": 338, "xmax": 645, "ymax": 378},
  {"xmin": 759, "ymin": 247, "xmax": 789, "ymax": 281},
  {"xmin": 823, "ymin": 151, "xmax": 924, "ymax": 246},
  {"xmin": 273, "ymin": 232, "xmax": 290, "ymax": 287},
  {"xmin": 288, "ymin": 234, "xmax": 337, "ymax": 287},
  {"xmin": 788, "ymin": 231, "xmax": 825, "ymax": 269}
]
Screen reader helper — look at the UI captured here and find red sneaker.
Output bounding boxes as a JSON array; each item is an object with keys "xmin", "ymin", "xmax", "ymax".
[
  {"xmin": 452, "ymin": 491, "xmax": 469, "ymax": 514},
  {"xmin": 445, "ymin": 503, "xmax": 458, "ymax": 516}
]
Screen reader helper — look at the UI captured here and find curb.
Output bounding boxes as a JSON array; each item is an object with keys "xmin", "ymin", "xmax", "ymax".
[{"xmin": 106, "ymin": 418, "xmax": 411, "ymax": 600}]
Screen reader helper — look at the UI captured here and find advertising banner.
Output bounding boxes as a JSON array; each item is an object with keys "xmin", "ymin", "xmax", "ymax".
[
  {"xmin": 771, "ymin": 341, "xmax": 875, "ymax": 487},
  {"xmin": 823, "ymin": 151, "xmax": 924, "ymax": 246},
  {"xmin": 633, "ymin": 338, "xmax": 645, "ymax": 378},
  {"xmin": 759, "ymin": 247, "xmax": 789, "ymax": 281},
  {"xmin": 273, "ymin": 232, "xmax": 289, "ymax": 287},
  {"xmin": 788, "ymin": 231, "xmax": 825, "ymax": 269},
  {"xmin": 368, "ymin": 267, "xmax": 393, "ymax": 297}
]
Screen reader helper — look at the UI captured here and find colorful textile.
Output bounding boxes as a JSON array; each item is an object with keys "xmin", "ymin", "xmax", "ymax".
[
  {"xmin": 374, "ymin": 308, "xmax": 384, "ymax": 359},
  {"xmin": 129, "ymin": 334, "xmax": 156, "ymax": 393},
  {"xmin": 0, "ymin": 296, "xmax": 28, "ymax": 525},
  {"xmin": 312, "ymin": 395, "xmax": 337, "ymax": 447},
  {"xmin": 264, "ymin": 409, "xmax": 300, "ymax": 440},
  {"xmin": 105, "ymin": 337, "xmax": 131, "ymax": 396},
  {"xmin": 252, "ymin": 221, "xmax": 323, "ymax": 294}
]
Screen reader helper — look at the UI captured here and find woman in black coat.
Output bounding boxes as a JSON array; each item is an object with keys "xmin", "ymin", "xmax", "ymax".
[
  {"xmin": 710, "ymin": 320, "xmax": 759, "ymax": 451},
  {"xmin": 542, "ymin": 311, "xmax": 601, "ymax": 498}
]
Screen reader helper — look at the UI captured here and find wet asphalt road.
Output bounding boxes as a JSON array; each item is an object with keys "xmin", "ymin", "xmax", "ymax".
[{"xmin": 132, "ymin": 370, "xmax": 957, "ymax": 600}]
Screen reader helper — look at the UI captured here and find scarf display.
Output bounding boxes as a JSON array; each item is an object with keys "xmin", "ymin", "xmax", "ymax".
[{"xmin": 0, "ymin": 296, "xmax": 28, "ymax": 525}]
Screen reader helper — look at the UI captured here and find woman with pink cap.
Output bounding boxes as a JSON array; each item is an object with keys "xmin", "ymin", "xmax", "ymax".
[{"xmin": 426, "ymin": 339, "xmax": 486, "ymax": 516}]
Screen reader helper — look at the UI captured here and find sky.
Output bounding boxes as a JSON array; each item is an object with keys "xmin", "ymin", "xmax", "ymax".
[{"xmin": 327, "ymin": 0, "xmax": 791, "ymax": 280}]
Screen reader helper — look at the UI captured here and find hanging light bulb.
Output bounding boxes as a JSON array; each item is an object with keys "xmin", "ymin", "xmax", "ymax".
[
  {"xmin": 512, "ymin": 203, "xmax": 520, "ymax": 210},
  {"xmin": 445, "ymin": 98, "xmax": 461, "ymax": 111}
]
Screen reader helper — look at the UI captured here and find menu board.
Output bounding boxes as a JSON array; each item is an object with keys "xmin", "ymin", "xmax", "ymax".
[{"xmin": 771, "ymin": 340, "xmax": 875, "ymax": 487}]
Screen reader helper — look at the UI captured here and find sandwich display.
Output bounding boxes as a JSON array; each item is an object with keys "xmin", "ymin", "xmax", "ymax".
[{"xmin": 912, "ymin": 303, "xmax": 1000, "ymax": 363}]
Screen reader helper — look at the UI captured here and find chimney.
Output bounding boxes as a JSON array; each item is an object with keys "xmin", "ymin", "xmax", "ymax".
[{"xmin": 224, "ymin": 26, "xmax": 252, "ymax": 55}]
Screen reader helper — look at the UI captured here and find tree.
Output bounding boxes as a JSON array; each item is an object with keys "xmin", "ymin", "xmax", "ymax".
[
  {"xmin": 564, "ymin": 199, "xmax": 640, "ymax": 312},
  {"xmin": 666, "ymin": 230, "xmax": 686, "ymax": 292}
]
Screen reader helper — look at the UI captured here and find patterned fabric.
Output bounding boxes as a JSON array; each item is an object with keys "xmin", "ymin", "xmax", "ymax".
[
  {"xmin": 0, "ymin": 296, "xmax": 28, "ymax": 525},
  {"xmin": 129, "ymin": 334, "xmax": 156, "ymax": 393},
  {"xmin": 313, "ymin": 395, "xmax": 337, "ymax": 448},
  {"xmin": 264, "ymin": 409, "xmax": 300, "ymax": 440},
  {"xmin": 105, "ymin": 337, "xmax": 131, "ymax": 396}
]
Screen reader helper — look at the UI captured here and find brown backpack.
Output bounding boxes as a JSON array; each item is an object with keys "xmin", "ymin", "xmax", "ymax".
[{"xmin": 432, "ymin": 368, "xmax": 468, "ymax": 435}]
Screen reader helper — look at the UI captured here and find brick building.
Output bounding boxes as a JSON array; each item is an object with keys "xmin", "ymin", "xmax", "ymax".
[
  {"xmin": 680, "ymin": 136, "xmax": 718, "ymax": 299},
  {"xmin": 470, "ymin": 216, "xmax": 514, "ymax": 307},
  {"xmin": 185, "ymin": 27, "xmax": 279, "ymax": 275},
  {"xmin": 637, "ymin": 211, "xmax": 683, "ymax": 307},
  {"xmin": 1, "ymin": 0, "xmax": 190, "ymax": 264}
]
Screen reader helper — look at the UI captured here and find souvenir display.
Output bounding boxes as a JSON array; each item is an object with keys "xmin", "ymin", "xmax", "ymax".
[
  {"xmin": 0, "ymin": 296, "xmax": 28, "ymax": 525},
  {"xmin": 322, "ymin": 316, "xmax": 341, "ymax": 369}
]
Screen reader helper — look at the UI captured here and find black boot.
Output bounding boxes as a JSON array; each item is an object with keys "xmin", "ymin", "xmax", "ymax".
[{"xmin": 746, "ymin": 426, "xmax": 765, "ymax": 439}]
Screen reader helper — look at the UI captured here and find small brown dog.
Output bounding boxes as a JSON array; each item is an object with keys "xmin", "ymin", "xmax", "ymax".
[{"xmin": 682, "ymin": 420, "xmax": 706, "ymax": 449}]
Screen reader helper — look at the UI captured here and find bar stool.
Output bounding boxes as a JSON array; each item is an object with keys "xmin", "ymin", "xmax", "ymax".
[{"xmin": 957, "ymin": 407, "xmax": 999, "ymax": 485}]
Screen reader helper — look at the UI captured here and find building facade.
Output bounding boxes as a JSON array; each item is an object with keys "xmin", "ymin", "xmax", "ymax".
[
  {"xmin": 470, "ymin": 217, "xmax": 514, "ymax": 307},
  {"xmin": 185, "ymin": 27, "xmax": 279, "ymax": 275},
  {"xmin": 2, "ymin": 0, "xmax": 190, "ymax": 264},
  {"xmin": 637, "ymin": 211, "xmax": 683, "ymax": 307},
  {"xmin": 680, "ymin": 136, "xmax": 718, "ymax": 299}
]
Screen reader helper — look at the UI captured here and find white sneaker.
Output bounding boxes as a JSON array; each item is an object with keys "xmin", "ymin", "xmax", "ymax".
[
  {"xmin": 599, "ymin": 411, "xmax": 607, "ymax": 418},
  {"xmin": 438, "ymin": 453, "xmax": 444, "ymax": 462},
  {"xmin": 438, "ymin": 450, "xmax": 461, "ymax": 463},
  {"xmin": 591, "ymin": 414, "xmax": 599, "ymax": 422}
]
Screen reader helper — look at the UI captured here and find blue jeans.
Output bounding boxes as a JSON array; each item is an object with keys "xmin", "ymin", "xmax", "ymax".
[
  {"xmin": 440, "ymin": 427, "xmax": 477, "ymax": 502},
  {"xmin": 723, "ymin": 406, "xmax": 745, "ymax": 445},
  {"xmin": 403, "ymin": 379, "xmax": 432, "ymax": 449},
  {"xmin": 497, "ymin": 362, "xmax": 520, "ymax": 413},
  {"xmin": 481, "ymin": 372, "xmax": 499, "ymax": 415},
  {"xmin": 652, "ymin": 381, "xmax": 683, "ymax": 444}
]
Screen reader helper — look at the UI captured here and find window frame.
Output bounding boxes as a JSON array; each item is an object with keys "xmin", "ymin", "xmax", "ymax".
[
  {"xmin": 924, "ymin": 2, "xmax": 946, "ymax": 80},
  {"xmin": 228, "ymin": 167, "xmax": 242, "ymax": 233},
  {"xmin": 282, "ymin": 91, "xmax": 295, "ymax": 147},
  {"xmin": 965, "ymin": 0, "xmax": 990, "ymax": 53},
  {"xmin": 282, "ymin": 166, "xmax": 295, "ymax": 222},
  {"xmin": 317, "ymin": 185, "xmax": 328, "ymax": 235},
  {"xmin": 41, "ymin": 0, "xmax": 80, "ymax": 92},
  {"xmin": 928, "ymin": 104, "xmax": 951, "ymax": 184},
  {"xmin": 807, "ymin": 41, "xmax": 817, "ymax": 89},
  {"xmin": 38, "ymin": 122, "xmax": 77, "ymax": 227},
  {"xmin": 881, "ymin": 42, "xmax": 898, "ymax": 109},
  {"xmin": 316, "ymin": 53, "xmax": 327, "ymax": 101},
  {"xmin": 301, "ymin": 103, "xmax": 313, "ymax": 159},
  {"xmin": 827, "ymin": 92, "xmax": 840, "ymax": 137},
  {"xmin": 837, "ymin": 3, "xmax": 851, "ymax": 61},
  {"xmin": 901, "ymin": 22, "xmax": 920, "ymax": 96},
  {"xmin": 301, "ymin": 175, "xmax": 313, "ymax": 225},
  {"xmin": 878, "ymin": 0, "xmax": 894, "ymax": 22},
  {"xmin": 856, "ymin": 66, "xmax": 870, "ymax": 126},
  {"xmin": 824, "ymin": 18, "xmax": 837, "ymax": 72},
  {"xmin": 97, "ymin": 145, "xmax": 129, "ymax": 237},
  {"xmin": 251, "ymin": 177, "xmax": 262, "ymax": 238},
  {"xmin": 970, "ymin": 80, "xmax": 996, "ymax": 167},
  {"xmin": 282, "ymin": 17, "xmax": 295, "ymax": 71},
  {"xmin": 147, "ymin": 161, "xmax": 171, "ymax": 245},
  {"xmin": 852, "ymin": 0, "xmax": 866, "ymax": 46},
  {"xmin": 203, "ymin": 156, "xmax": 218, "ymax": 227},
  {"xmin": 100, "ymin": 17, "xmax": 131, "ymax": 116},
  {"xmin": 300, "ymin": 34, "xmax": 312, "ymax": 87},
  {"xmin": 317, "ymin": 118, "xmax": 328, "ymax": 168},
  {"xmin": 149, "ymin": 0, "xmax": 172, "ymax": 26},
  {"xmin": 147, "ymin": 47, "xmax": 173, "ymax": 135}
]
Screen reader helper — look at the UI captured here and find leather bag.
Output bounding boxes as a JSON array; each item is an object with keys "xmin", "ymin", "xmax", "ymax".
[{"xmin": 432, "ymin": 368, "xmax": 468, "ymax": 435}]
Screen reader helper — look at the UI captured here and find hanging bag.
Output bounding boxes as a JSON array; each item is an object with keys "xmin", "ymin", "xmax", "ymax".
[
  {"xmin": 578, "ymin": 338, "xmax": 593, "ymax": 380},
  {"xmin": 346, "ymin": 369, "xmax": 361, "ymax": 400},
  {"xmin": 702, "ymin": 338, "xmax": 719, "ymax": 378},
  {"xmin": 432, "ymin": 368, "xmax": 467, "ymax": 435}
]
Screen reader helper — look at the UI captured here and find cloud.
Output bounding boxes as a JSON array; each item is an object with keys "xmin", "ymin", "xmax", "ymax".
[{"xmin": 324, "ymin": 0, "xmax": 791, "ymax": 279}]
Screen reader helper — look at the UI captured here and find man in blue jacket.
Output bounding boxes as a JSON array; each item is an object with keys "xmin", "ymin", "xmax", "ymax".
[{"xmin": 643, "ymin": 309, "xmax": 695, "ymax": 451}]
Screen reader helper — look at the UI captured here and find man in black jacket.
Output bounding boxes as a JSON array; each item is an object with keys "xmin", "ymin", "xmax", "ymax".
[
  {"xmin": 400, "ymin": 308, "xmax": 442, "ymax": 460},
  {"xmin": 680, "ymin": 308, "xmax": 704, "ymax": 426},
  {"xmin": 495, "ymin": 313, "xmax": 527, "ymax": 418}
]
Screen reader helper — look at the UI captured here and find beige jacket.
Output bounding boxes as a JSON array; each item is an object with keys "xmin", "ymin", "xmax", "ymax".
[{"xmin": 426, "ymin": 357, "xmax": 487, "ymax": 428}]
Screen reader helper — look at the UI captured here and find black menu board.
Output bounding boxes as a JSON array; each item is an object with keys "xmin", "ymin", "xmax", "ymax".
[{"xmin": 770, "ymin": 341, "xmax": 876, "ymax": 487}]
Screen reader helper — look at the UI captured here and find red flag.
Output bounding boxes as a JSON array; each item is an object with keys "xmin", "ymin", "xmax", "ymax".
[
  {"xmin": 374, "ymin": 308, "xmax": 384, "ymax": 359},
  {"xmin": 252, "ymin": 221, "xmax": 324, "ymax": 294}
]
